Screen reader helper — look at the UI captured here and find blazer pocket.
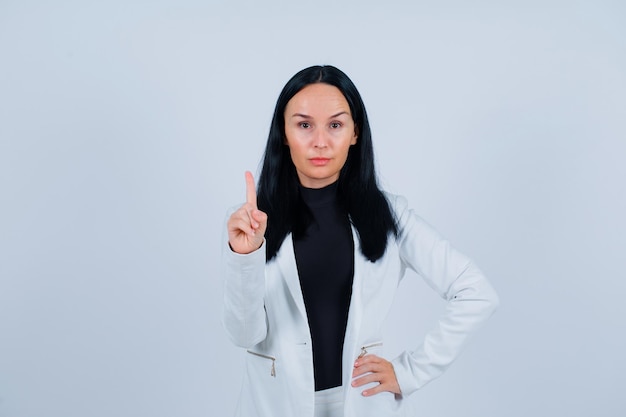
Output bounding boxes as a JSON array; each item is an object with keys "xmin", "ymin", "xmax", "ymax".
[{"xmin": 246, "ymin": 350, "xmax": 276, "ymax": 377}]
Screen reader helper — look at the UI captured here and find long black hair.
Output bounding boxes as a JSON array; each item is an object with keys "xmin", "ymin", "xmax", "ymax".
[{"xmin": 257, "ymin": 65, "xmax": 398, "ymax": 262}]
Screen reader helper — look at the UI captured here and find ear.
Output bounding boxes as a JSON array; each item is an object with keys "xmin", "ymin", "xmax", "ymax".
[{"xmin": 351, "ymin": 127, "xmax": 358, "ymax": 145}]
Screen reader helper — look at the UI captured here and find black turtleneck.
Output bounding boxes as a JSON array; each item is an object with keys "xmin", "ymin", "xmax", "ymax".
[{"xmin": 293, "ymin": 181, "xmax": 354, "ymax": 391}]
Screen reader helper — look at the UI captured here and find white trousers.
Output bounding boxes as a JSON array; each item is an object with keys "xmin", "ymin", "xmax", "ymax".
[{"xmin": 314, "ymin": 386, "xmax": 344, "ymax": 417}]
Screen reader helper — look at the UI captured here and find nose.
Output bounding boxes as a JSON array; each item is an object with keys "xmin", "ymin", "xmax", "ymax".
[{"xmin": 313, "ymin": 130, "xmax": 329, "ymax": 148}]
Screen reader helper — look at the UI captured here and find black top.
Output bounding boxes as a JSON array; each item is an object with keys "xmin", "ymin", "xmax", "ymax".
[{"xmin": 293, "ymin": 181, "xmax": 354, "ymax": 391}]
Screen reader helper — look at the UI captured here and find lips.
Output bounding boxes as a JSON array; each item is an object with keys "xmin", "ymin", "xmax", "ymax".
[{"xmin": 309, "ymin": 157, "xmax": 331, "ymax": 166}]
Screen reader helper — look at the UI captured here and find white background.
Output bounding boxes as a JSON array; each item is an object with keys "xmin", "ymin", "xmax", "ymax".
[{"xmin": 1, "ymin": 1, "xmax": 624, "ymax": 416}]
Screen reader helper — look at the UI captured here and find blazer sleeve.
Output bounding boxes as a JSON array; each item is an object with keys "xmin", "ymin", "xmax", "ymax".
[
  {"xmin": 221, "ymin": 210, "xmax": 268, "ymax": 348},
  {"xmin": 389, "ymin": 195, "xmax": 499, "ymax": 396}
]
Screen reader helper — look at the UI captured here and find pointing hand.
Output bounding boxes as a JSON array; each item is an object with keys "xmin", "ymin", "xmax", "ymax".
[{"xmin": 227, "ymin": 171, "xmax": 268, "ymax": 254}]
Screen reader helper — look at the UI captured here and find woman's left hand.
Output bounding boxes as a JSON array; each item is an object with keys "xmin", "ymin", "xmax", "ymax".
[{"xmin": 351, "ymin": 354, "xmax": 401, "ymax": 396}]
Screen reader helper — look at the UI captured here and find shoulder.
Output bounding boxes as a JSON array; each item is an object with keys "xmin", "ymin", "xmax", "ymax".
[
  {"xmin": 382, "ymin": 191, "xmax": 412, "ymax": 226},
  {"xmin": 382, "ymin": 191, "xmax": 408, "ymax": 213},
  {"xmin": 381, "ymin": 191, "xmax": 433, "ymax": 240}
]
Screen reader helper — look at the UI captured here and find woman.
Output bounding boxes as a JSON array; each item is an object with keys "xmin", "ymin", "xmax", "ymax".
[{"xmin": 222, "ymin": 65, "xmax": 499, "ymax": 417}]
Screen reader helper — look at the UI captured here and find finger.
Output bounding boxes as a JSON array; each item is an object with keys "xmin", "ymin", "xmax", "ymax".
[
  {"xmin": 251, "ymin": 208, "xmax": 267, "ymax": 226},
  {"xmin": 353, "ymin": 354, "xmax": 382, "ymax": 374},
  {"xmin": 228, "ymin": 204, "xmax": 259, "ymax": 236},
  {"xmin": 352, "ymin": 362, "xmax": 382, "ymax": 377},
  {"xmin": 228, "ymin": 217, "xmax": 255, "ymax": 238},
  {"xmin": 242, "ymin": 204, "xmax": 260, "ymax": 229},
  {"xmin": 351, "ymin": 373, "xmax": 380, "ymax": 387},
  {"xmin": 229, "ymin": 206, "xmax": 257, "ymax": 232},
  {"xmin": 361, "ymin": 383, "xmax": 389, "ymax": 397},
  {"xmin": 362, "ymin": 375, "xmax": 401, "ymax": 397},
  {"xmin": 245, "ymin": 171, "xmax": 257, "ymax": 207},
  {"xmin": 237, "ymin": 216, "xmax": 256, "ymax": 235},
  {"xmin": 354, "ymin": 354, "xmax": 382, "ymax": 366}
]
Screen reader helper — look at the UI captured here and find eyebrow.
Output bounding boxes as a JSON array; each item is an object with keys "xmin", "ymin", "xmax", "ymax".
[{"xmin": 290, "ymin": 111, "xmax": 350, "ymax": 119}]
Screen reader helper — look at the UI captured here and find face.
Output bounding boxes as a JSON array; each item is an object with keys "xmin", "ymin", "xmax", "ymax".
[{"xmin": 284, "ymin": 83, "xmax": 358, "ymax": 189}]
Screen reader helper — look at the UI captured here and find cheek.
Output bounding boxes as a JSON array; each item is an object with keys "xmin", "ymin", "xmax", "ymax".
[
  {"xmin": 287, "ymin": 142, "xmax": 306, "ymax": 164},
  {"xmin": 340, "ymin": 135, "xmax": 355, "ymax": 155},
  {"xmin": 284, "ymin": 128, "xmax": 307, "ymax": 148}
]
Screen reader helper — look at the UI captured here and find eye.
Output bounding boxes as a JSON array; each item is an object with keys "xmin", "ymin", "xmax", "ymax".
[
  {"xmin": 299, "ymin": 122, "xmax": 311, "ymax": 129},
  {"xmin": 330, "ymin": 122, "xmax": 342, "ymax": 129}
]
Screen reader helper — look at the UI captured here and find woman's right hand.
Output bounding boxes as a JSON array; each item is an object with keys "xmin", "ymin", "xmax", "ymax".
[{"xmin": 227, "ymin": 171, "xmax": 268, "ymax": 254}]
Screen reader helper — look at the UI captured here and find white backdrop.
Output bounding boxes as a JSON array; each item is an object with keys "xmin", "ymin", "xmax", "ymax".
[{"xmin": 1, "ymin": 1, "xmax": 624, "ymax": 416}]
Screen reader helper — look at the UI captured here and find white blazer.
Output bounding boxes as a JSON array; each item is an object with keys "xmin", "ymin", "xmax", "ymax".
[{"xmin": 222, "ymin": 194, "xmax": 499, "ymax": 417}]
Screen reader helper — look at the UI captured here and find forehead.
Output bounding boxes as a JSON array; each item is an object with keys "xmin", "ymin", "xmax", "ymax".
[{"xmin": 285, "ymin": 83, "xmax": 351, "ymax": 116}]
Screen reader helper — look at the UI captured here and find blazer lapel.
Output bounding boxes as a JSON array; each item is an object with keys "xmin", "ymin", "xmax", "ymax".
[
  {"xmin": 275, "ymin": 233, "xmax": 308, "ymax": 321},
  {"xmin": 342, "ymin": 226, "xmax": 365, "ymax": 394}
]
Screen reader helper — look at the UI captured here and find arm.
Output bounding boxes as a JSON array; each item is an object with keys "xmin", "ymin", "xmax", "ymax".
[
  {"xmin": 221, "ymin": 171, "xmax": 269, "ymax": 348},
  {"xmin": 221, "ymin": 239, "xmax": 268, "ymax": 348},
  {"xmin": 390, "ymin": 196, "xmax": 500, "ymax": 396}
]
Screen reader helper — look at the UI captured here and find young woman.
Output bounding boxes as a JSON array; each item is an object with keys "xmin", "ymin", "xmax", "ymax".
[{"xmin": 222, "ymin": 65, "xmax": 499, "ymax": 417}]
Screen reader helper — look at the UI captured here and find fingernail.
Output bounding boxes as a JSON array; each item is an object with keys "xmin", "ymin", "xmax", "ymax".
[
  {"xmin": 362, "ymin": 391, "xmax": 368, "ymax": 396},
  {"xmin": 354, "ymin": 361, "xmax": 359, "ymax": 367}
]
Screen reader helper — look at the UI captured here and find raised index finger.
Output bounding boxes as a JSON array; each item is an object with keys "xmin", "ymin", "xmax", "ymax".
[{"xmin": 245, "ymin": 171, "xmax": 257, "ymax": 207}]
